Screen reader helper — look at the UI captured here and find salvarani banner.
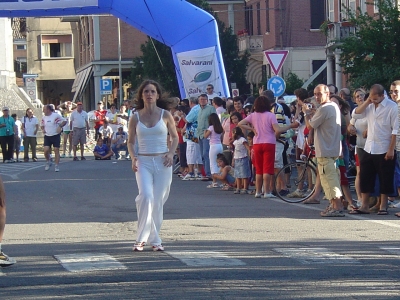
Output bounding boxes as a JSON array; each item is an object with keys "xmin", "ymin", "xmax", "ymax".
[
  {"xmin": 0, "ymin": 0, "xmax": 98, "ymax": 10},
  {"xmin": 177, "ymin": 46, "xmax": 223, "ymax": 98}
]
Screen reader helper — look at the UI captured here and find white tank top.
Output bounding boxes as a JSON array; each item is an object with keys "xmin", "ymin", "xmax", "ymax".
[{"xmin": 136, "ymin": 109, "xmax": 168, "ymax": 154}]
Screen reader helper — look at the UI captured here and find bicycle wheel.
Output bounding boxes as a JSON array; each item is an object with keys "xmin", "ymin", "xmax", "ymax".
[{"xmin": 274, "ymin": 161, "xmax": 317, "ymax": 203}]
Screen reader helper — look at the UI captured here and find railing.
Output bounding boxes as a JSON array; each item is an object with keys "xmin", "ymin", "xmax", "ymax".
[
  {"xmin": 238, "ymin": 35, "xmax": 263, "ymax": 53},
  {"xmin": 326, "ymin": 22, "xmax": 357, "ymax": 48}
]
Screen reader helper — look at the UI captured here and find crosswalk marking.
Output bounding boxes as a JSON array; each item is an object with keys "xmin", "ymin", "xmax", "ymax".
[
  {"xmin": 166, "ymin": 251, "xmax": 246, "ymax": 267},
  {"xmin": 380, "ymin": 247, "xmax": 400, "ymax": 255},
  {"xmin": 273, "ymin": 247, "xmax": 360, "ymax": 264},
  {"xmin": 0, "ymin": 162, "xmax": 45, "ymax": 179},
  {"xmin": 54, "ymin": 253, "xmax": 127, "ymax": 273}
]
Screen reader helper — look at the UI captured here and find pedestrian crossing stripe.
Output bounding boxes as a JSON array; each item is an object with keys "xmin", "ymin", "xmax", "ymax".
[
  {"xmin": 273, "ymin": 247, "xmax": 360, "ymax": 264},
  {"xmin": 54, "ymin": 253, "xmax": 127, "ymax": 273},
  {"xmin": 380, "ymin": 247, "xmax": 400, "ymax": 255},
  {"xmin": 166, "ymin": 251, "xmax": 246, "ymax": 267}
]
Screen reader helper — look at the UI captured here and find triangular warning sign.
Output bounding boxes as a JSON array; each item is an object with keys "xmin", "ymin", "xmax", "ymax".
[{"xmin": 264, "ymin": 50, "xmax": 289, "ymax": 75}]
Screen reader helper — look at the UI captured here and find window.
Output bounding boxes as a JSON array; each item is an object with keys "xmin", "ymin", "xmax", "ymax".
[
  {"xmin": 360, "ymin": 0, "xmax": 367, "ymax": 13},
  {"xmin": 245, "ymin": 5, "xmax": 254, "ymax": 35},
  {"xmin": 341, "ymin": 0, "xmax": 356, "ymax": 20},
  {"xmin": 374, "ymin": 0, "xmax": 379, "ymax": 13},
  {"xmin": 310, "ymin": 0, "xmax": 325, "ymax": 29},
  {"xmin": 265, "ymin": 0, "xmax": 270, "ymax": 32},
  {"xmin": 328, "ymin": 0, "xmax": 335, "ymax": 21},
  {"xmin": 256, "ymin": 2, "xmax": 261, "ymax": 35},
  {"xmin": 41, "ymin": 34, "xmax": 72, "ymax": 58},
  {"xmin": 16, "ymin": 44, "xmax": 26, "ymax": 50}
]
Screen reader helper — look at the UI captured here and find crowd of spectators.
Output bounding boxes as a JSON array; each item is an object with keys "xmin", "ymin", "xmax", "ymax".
[{"xmin": 172, "ymin": 82, "xmax": 400, "ymax": 219}]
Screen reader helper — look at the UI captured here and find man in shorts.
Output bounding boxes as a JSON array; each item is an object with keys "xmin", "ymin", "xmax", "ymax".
[
  {"xmin": 304, "ymin": 84, "xmax": 344, "ymax": 217},
  {"xmin": 0, "ymin": 176, "xmax": 16, "ymax": 267},
  {"xmin": 351, "ymin": 84, "xmax": 398, "ymax": 215},
  {"xmin": 41, "ymin": 104, "xmax": 66, "ymax": 172},
  {"xmin": 70, "ymin": 102, "xmax": 89, "ymax": 161}
]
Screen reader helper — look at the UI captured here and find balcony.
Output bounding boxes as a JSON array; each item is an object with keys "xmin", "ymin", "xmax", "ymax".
[
  {"xmin": 326, "ymin": 22, "xmax": 357, "ymax": 49},
  {"xmin": 238, "ymin": 35, "xmax": 263, "ymax": 53}
]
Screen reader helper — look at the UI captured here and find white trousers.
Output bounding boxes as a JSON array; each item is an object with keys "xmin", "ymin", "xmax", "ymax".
[
  {"xmin": 209, "ymin": 143, "xmax": 223, "ymax": 174},
  {"xmin": 135, "ymin": 155, "xmax": 172, "ymax": 245}
]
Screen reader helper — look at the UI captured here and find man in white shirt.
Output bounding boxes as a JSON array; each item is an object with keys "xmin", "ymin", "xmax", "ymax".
[
  {"xmin": 206, "ymin": 84, "xmax": 219, "ymax": 104},
  {"xmin": 111, "ymin": 126, "xmax": 128, "ymax": 160},
  {"xmin": 70, "ymin": 102, "xmax": 89, "ymax": 161},
  {"xmin": 22, "ymin": 108, "xmax": 39, "ymax": 162},
  {"xmin": 351, "ymin": 84, "xmax": 398, "ymax": 215},
  {"xmin": 41, "ymin": 104, "xmax": 66, "ymax": 172},
  {"xmin": 98, "ymin": 120, "xmax": 113, "ymax": 146}
]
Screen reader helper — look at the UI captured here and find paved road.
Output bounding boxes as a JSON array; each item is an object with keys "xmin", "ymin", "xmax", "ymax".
[{"xmin": 0, "ymin": 157, "xmax": 400, "ymax": 299}]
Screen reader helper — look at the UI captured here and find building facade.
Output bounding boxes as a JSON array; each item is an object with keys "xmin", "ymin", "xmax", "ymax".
[
  {"xmin": 239, "ymin": 0, "xmax": 326, "ymax": 89},
  {"xmin": 25, "ymin": 17, "xmax": 78, "ymax": 106}
]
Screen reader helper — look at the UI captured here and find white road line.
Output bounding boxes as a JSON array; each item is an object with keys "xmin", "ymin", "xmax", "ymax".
[
  {"xmin": 380, "ymin": 247, "xmax": 400, "ymax": 255},
  {"xmin": 54, "ymin": 253, "xmax": 127, "ymax": 273},
  {"xmin": 273, "ymin": 247, "xmax": 360, "ymax": 264},
  {"xmin": 269, "ymin": 198, "xmax": 400, "ymax": 229},
  {"xmin": 0, "ymin": 269, "xmax": 3, "ymax": 276},
  {"xmin": 166, "ymin": 251, "xmax": 246, "ymax": 267}
]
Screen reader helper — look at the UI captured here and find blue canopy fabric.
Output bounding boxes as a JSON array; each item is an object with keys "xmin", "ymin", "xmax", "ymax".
[{"xmin": 0, "ymin": 0, "xmax": 230, "ymax": 98}]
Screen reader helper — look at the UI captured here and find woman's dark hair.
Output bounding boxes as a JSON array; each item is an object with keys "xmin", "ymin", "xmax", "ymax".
[
  {"xmin": 216, "ymin": 153, "xmax": 229, "ymax": 166},
  {"xmin": 134, "ymin": 79, "xmax": 164, "ymax": 110},
  {"xmin": 208, "ymin": 113, "xmax": 223, "ymax": 134},
  {"xmin": 177, "ymin": 105, "xmax": 190, "ymax": 115},
  {"xmin": 25, "ymin": 108, "xmax": 32, "ymax": 117},
  {"xmin": 253, "ymin": 96, "xmax": 272, "ymax": 113},
  {"xmin": 232, "ymin": 126, "xmax": 245, "ymax": 140},
  {"xmin": 247, "ymin": 131, "xmax": 255, "ymax": 139},
  {"xmin": 330, "ymin": 95, "xmax": 350, "ymax": 115},
  {"xmin": 230, "ymin": 111, "xmax": 243, "ymax": 123},
  {"xmin": 181, "ymin": 98, "xmax": 189, "ymax": 106}
]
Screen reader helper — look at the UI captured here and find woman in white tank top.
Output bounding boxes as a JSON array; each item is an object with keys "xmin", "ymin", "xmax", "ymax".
[{"xmin": 127, "ymin": 80, "xmax": 179, "ymax": 252}]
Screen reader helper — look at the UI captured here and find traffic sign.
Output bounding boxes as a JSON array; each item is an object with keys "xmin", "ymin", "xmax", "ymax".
[
  {"xmin": 264, "ymin": 50, "xmax": 289, "ymax": 76},
  {"xmin": 232, "ymin": 89, "xmax": 239, "ymax": 97},
  {"xmin": 267, "ymin": 76, "xmax": 286, "ymax": 97},
  {"xmin": 100, "ymin": 79, "xmax": 112, "ymax": 95}
]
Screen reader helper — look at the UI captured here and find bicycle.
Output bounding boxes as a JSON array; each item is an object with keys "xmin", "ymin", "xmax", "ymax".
[{"xmin": 273, "ymin": 146, "xmax": 317, "ymax": 203}]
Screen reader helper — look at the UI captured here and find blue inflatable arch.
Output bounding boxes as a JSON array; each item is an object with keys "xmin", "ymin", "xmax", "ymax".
[{"xmin": 0, "ymin": 0, "xmax": 230, "ymax": 98}]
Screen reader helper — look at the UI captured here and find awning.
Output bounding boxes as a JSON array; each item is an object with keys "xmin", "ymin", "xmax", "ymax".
[{"xmin": 72, "ymin": 66, "xmax": 93, "ymax": 102}]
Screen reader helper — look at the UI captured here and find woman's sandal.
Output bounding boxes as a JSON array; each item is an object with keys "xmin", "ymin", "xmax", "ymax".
[{"xmin": 207, "ymin": 182, "xmax": 219, "ymax": 188}]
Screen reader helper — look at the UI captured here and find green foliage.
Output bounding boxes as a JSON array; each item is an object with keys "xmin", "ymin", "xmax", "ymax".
[
  {"xmin": 284, "ymin": 72, "xmax": 304, "ymax": 95},
  {"xmin": 340, "ymin": 0, "xmax": 400, "ymax": 89},
  {"xmin": 128, "ymin": 0, "xmax": 249, "ymax": 96}
]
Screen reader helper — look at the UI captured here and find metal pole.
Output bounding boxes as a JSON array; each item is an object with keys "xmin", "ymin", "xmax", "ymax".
[{"xmin": 117, "ymin": 18, "xmax": 123, "ymax": 106}]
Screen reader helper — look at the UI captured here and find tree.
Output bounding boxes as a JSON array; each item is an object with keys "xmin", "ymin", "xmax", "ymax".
[
  {"xmin": 129, "ymin": 0, "xmax": 249, "ymax": 96},
  {"xmin": 284, "ymin": 72, "xmax": 304, "ymax": 95},
  {"xmin": 340, "ymin": 0, "xmax": 400, "ymax": 89}
]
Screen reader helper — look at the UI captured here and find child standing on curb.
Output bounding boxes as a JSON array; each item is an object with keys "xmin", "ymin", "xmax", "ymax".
[{"xmin": 232, "ymin": 127, "xmax": 251, "ymax": 194}]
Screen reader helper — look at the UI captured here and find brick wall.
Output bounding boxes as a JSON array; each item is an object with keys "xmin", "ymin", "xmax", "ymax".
[{"xmin": 99, "ymin": 16, "xmax": 148, "ymax": 61}]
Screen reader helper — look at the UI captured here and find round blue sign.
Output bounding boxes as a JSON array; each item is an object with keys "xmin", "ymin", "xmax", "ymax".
[{"xmin": 267, "ymin": 76, "xmax": 286, "ymax": 97}]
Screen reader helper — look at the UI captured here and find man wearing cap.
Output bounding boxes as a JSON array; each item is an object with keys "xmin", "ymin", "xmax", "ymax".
[
  {"xmin": 70, "ymin": 102, "xmax": 89, "ymax": 161},
  {"xmin": 111, "ymin": 125, "xmax": 128, "ymax": 160},
  {"xmin": 0, "ymin": 107, "xmax": 17, "ymax": 163},
  {"xmin": 94, "ymin": 101, "xmax": 107, "ymax": 140}
]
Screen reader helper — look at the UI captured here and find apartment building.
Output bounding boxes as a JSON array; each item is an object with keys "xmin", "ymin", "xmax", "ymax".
[
  {"xmin": 325, "ymin": 0, "xmax": 376, "ymax": 90},
  {"xmin": 240, "ymin": 0, "xmax": 326, "ymax": 87},
  {"xmin": 24, "ymin": 18, "xmax": 78, "ymax": 106}
]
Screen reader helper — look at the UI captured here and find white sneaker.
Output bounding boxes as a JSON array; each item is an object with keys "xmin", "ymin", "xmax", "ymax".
[
  {"xmin": 152, "ymin": 245, "xmax": 164, "ymax": 251},
  {"xmin": 133, "ymin": 242, "xmax": 145, "ymax": 252},
  {"xmin": 55, "ymin": 165, "xmax": 59, "ymax": 172},
  {"xmin": 182, "ymin": 173, "xmax": 195, "ymax": 181},
  {"xmin": 45, "ymin": 163, "xmax": 50, "ymax": 171},
  {"xmin": 264, "ymin": 193, "xmax": 276, "ymax": 198},
  {"xmin": 0, "ymin": 251, "xmax": 16, "ymax": 266},
  {"xmin": 254, "ymin": 193, "xmax": 262, "ymax": 198}
]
